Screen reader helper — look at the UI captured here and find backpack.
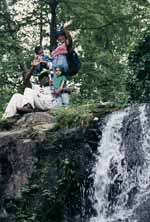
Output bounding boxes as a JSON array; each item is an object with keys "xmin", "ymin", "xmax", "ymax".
[{"xmin": 66, "ymin": 49, "xmax": 81, "ymax": 76}]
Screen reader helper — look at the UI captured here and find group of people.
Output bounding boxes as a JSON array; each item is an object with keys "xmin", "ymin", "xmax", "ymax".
[{"xmin": 3, "ymin": 24, "xmax": 74, "ymax": 119}]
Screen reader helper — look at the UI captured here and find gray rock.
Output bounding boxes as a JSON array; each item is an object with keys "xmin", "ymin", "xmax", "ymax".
[{"xmin": 0, "ymin": 112, "xmax": 56, "ymax": 200}]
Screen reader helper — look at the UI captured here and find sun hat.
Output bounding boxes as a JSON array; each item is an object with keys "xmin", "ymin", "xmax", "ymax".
[{"xmin": 39, "ymin": 68, "xmax": 49, "ymax": 79}]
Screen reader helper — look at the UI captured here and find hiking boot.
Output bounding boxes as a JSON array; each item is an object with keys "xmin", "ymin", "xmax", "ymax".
[{"xmin": 17, "ymin": 103, "xmax": 34, "ymax": 114}]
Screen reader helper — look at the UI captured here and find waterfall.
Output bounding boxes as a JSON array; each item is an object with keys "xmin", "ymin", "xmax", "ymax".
[{"xmin": 90, "ymin": 105, "xmax": 150, "ymax": 222}]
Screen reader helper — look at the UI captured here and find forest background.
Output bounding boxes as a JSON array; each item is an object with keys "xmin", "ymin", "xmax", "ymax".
[{"xmin": 1, "ymin": 0, "xmax": 150, "ymax": 115}]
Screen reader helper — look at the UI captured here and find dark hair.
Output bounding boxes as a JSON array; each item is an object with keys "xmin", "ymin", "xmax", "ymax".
[
  {"xmin": 54, "ymin": 65, "xmax": 64, "ymax": 73},
  {"xmin": 35, "ymin": 46, "xmax": 43, "ymax": 54},
  {"xmin": 55, "ymin": 30, "xmax": 66, "ymax": 39}
]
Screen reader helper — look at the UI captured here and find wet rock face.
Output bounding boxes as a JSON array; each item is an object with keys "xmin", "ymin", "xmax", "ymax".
[
  {"xmin": 135, "ymin": 195, "xmax": 150, "ymax": 222},
  {"xmin": 108, "ymin": 106, "xmax": 145, "ymax": 212},
  {"xmin": 122, "ymin": 106, "xmax": 144, "ymax": 170}
]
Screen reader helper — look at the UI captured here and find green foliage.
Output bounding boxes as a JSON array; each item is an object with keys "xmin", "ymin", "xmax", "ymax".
[
  {"xmin": 1, "ymin": 0, "xmax": 150, "ymax": 108},
  {"xmin": 49, "ymin": 102, "xmax": 120, "ymax": 130},
  {"xmin": 51, "ymin": 104, "xmax": 96, "ymax": 129},
  {"xmin": 127, "ymin": 33, "xmax": 150, "ymax": 102},
  {"xmin": 58, "ymin": 0, "xmax": 150, "ymax": 102},
  {"xmin": 0, "ymin": 1, "xmax": 27, "ymax": 111}
]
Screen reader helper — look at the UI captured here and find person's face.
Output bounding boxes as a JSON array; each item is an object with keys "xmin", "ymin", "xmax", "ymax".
[
  {"xmin": 57, "ymin": 35, "xmax": 66, "ymax": 44},
  {"xmin": 39, "ymin": 75, "xmax": 49, "ymax": 87},
  {"xmin": 37, "ymin": 48, "xmax": 44, "ymax": 56},
  {"xmin": 55, "ymin": 68, "xmax": 62, "ymax": 76}
]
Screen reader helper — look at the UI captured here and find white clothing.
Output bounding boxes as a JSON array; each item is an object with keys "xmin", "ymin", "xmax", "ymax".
[
  {"xmin": 31, "ymin": 84, "xmax": 56, "ymax": 110},
  {"xmin": 4, "ymin": 85, "xmax": 56, "ymax": 118}
]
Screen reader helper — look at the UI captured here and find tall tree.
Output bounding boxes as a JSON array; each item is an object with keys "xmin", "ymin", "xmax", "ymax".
[
  {"xmin": 127, "ymin": 33, "xmax": 150, "ymax": 102},
  {"xmin": 1, "ymin": 0, "xmax": 150, "ymax": 110},
  {"xmin": 58, "ymin": 0, "xmax": 150, "ymax": 102}
]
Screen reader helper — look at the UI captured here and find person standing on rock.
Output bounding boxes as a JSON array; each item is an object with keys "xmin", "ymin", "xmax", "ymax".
[{"xmin": 2, "ymin": 58, "xmax": 56, "ymax": 119}]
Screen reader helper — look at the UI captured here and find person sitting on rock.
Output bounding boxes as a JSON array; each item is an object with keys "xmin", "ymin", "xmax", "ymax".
[
  {"xmin": 52, "ymin": 65, "xmax": 70, "ymax": 106},
  {"xmin": 2, "ymin": 58, "xmax": 56, "ymax": 119}
]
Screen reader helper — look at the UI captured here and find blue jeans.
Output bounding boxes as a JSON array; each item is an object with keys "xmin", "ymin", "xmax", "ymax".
[
  {"xmin": 52, "ymin": 55, "xmax": 69, "ymax": 73},
  {"xmin": 56, "ymin": 93, "xmax": 69, "ymax": 106}
]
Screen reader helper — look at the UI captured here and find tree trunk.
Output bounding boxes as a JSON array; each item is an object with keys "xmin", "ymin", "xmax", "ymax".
[
  {"xmin": 48, "ymin": 0, "xmax": 59, "ymax": 50},
  {"xmin": 39, "ymin": 3, "xmax": 43, "ymax": 46},
  {"xmin": 49, "ymin": 5, "xmax": 57, "ymax": 50}
]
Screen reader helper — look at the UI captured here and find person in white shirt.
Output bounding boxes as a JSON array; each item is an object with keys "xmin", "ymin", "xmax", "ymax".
[{"xmin": 3, "ymin": 58, "xmax": 56, "ymax": 119}]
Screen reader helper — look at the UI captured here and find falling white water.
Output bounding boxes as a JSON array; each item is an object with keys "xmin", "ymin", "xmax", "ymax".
[
  {"xmin": 137, "ymin": 105, "xmax": 150, "ymax": 191},
  {"xmin": 90, "ymin": 110, "xmax": 128, "ymax": 222},
  {"xmin": 90, "ymin": 105, "xmax": 150, "ymax": 222}
]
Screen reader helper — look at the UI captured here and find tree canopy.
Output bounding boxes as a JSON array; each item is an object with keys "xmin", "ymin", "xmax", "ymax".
[{"xmin": 0, "ymin": 0, "xmax": 150, "ymax": 112}]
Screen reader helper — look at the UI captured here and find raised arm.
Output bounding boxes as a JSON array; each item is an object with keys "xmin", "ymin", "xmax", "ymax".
[
  {"xmin": 24, "ymin": 57, "xmax": 40, "ymax": 86},
  {"xmin": 64, "ymin": 28, "xmax": 72, "ymax": 50},
  {"xmin": 64, "ymin": 20, "xmax": 73, "ymax": 50}
]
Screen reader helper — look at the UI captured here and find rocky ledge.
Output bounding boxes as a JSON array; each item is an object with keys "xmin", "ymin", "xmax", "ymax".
[
  {"xmin": 0, "ymin": 112, "xmax": 56, "ymax": 199},
  {"xmin": 0, "ymin": 110, "xmax": 102, "ymax": 222}
]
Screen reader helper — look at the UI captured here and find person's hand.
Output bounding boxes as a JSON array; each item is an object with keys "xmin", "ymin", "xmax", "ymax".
[
  {"xmin": 64, "ymin": 20, "xmax": 73, "ymax": 29},
  {"xmin": 52, "ymin": 89, "xmax": 61, "ymax": 96},
  {"xmin": 52, "ymin": 90, "xmax": 56, "ymax": 96},
  {"xmin": 49, "ymin": 80, "xmax": 53, "ymax": 85}
]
